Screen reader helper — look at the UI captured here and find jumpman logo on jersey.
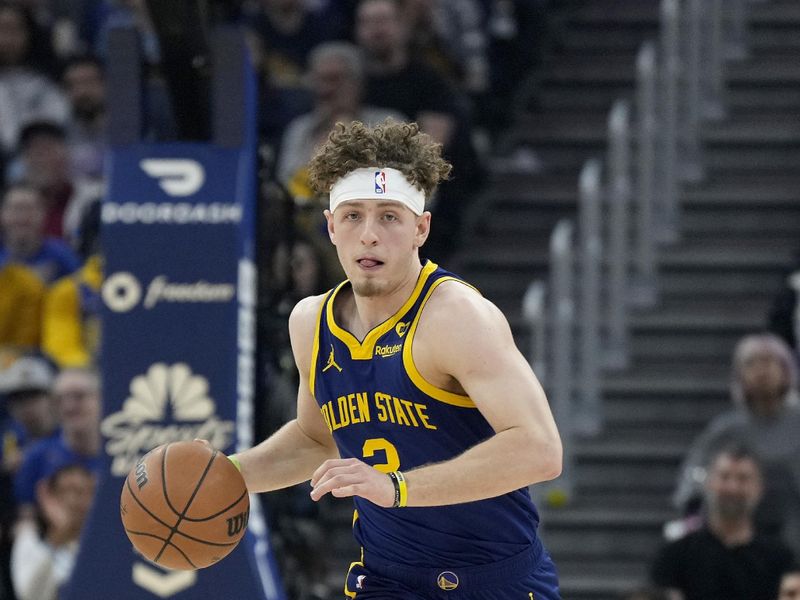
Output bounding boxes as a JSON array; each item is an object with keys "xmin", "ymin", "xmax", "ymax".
[{"xmin": 322, "ymin": 344, "xmax": 342, "ymax": 373}]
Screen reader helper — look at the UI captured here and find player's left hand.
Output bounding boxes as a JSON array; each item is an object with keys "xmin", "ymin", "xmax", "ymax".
[{"xmin": 310, "ymin": 458, "xmax": 396, "ymax": 507}]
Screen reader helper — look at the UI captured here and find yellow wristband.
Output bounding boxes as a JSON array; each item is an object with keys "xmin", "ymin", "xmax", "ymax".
[
  {"xmin": 388, "ymin": 471, "xmax": 407, "ymax": 508},
  {"xmin": 228, "ymin": 455, "xmax": 242, "ymax": 472},
  {"xmin": 396, "ymin": 471, "xmax": 407, "ymax": 508}
]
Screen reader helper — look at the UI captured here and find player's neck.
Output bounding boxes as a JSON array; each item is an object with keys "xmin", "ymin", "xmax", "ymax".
[{"xmin": 349, "ymin": 261, "xmax": 423, "ymax": 336}]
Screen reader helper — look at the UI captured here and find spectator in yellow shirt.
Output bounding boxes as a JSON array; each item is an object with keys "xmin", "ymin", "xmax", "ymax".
[
  {"xmin": 41, "ymin": 201, "xmax": 101, "ymax": 368},
  {"xmin": 0, "ymin": 260, "xmax": 43, "ymax": 351}
]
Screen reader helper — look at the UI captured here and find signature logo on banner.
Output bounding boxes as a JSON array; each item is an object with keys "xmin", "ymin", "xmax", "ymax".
[
  {"xmin": 140, "ymin": 159, "xmax": 205, "ymax": 196},
  {"xmin": 102, "ymin": 363, "xmax": 235, "ymax": 477}
]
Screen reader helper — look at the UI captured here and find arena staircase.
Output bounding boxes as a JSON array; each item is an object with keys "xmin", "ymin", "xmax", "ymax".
[{"xmin": 449, "ymin": 0, "xmax": 800, "ymax": 598}]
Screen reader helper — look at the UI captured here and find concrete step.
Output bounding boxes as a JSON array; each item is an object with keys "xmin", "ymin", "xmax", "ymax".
[
  {"xmin": 555, "ymin": 573, "xmax": 647, "ymax": 600},
  {"xmin": 630, "ymin": 331, "xmax": 744, "ymax": 361},
  {"xmin": 538, "ymin": 85, "xmax": 800, "ymax": 112},
  {"xmin": 682, "ymin": 206, "xmax": 800, "ymax": 235},
  {"xmin": 556, "ymin": 0, "xmax": 800, "ymax": 26},
  {"xmin": 545, "ymin": 506, "xmax": 673, "ymax": 530},
  {"xmin": 628, "ymin": 303, "xmax": 766, "ymax": 332},
  {"xmin": 565, "ymin": 488, "xmax": 674, "ymax": 513},
  {"xmin": 467, "ymin": 262, "xmax": 787, "ymax": 297},
  {"xmin": 605, "ymin": 393, "xmax": 729, "ymax": 423},
  {"xmin": 683, "ymin": 174, "xmax": 800, "ymax": 204},
  {"xmin": 560, "ymin": 25, "xmax": 800, "ymax": 54},
  {"xmin": 479, "ymin": 173, "xmax": 800, "ymax": 216},
  {"xmin": 501, "ymin": 144, "xmax": 800, "ymax": 175},
  {"xmin": 603, "ymin": 365, "xmax": 729, "ymax": 397},
  {"xmin": 659, "ymin": 269, "xmax": 789, "ymax": 297},
  {"xmin": 459, "ymin": 235, "xmax": 794, "ymax": 276},
  {"xmin": 704, "ymin": 113, "xmax": 800, "ymax": 145},
  {"xmin": 571, "ymin": 464, "xmax": 678, "ymax": 498},
  {"xmin": 575, "ymin": 437, "xmax": 690, "ymax": 462},
  {"xmin": 483, "ymin": 201, "xmax": 800, "ymax": 238},
  {"xmin": 545, "ymin": 54, "xmax": 800, "ymax": 86},
  {"xmin": 510, "ymin": 110, "xmax": 800, "ymax": 148}
]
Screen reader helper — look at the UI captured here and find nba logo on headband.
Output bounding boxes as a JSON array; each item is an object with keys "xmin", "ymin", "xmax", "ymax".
[{"xmin": 374, "ymin": 171, "xmax": 386, "ymax": 194}]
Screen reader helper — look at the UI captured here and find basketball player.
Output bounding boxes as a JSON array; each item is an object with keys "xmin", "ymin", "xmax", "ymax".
[{"xmin": 232, "ymin": 120, "xmax": 562, "ymax": 598}]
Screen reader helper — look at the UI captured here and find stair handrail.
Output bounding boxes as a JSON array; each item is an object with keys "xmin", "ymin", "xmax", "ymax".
[
  {"xmin": 682, "ymin": 0, "xmax": 706, "ymax": 182},
  {"xmin": 659, "ymin": 0, "xmax": 681, "ymax": 242},
  {"xmin": 704, "ymin": 0, "xmax": 727, "ymax": 120},
  {"xmin": 522, "ymin": 280, "xmax": 547, "ymax": 384},
  {"xmin": 727, "ymin": 0, "xmax": 749, "ymax": 60},
  {"xmin": 634, "ymin": 42, "xmax": 659, "ymax": 307},
  {"xmin": 547, "ymin": 219, "xmax": 575, "ymax": 503},
  {"xmin": 605, "ymin": 99, "xmax": 632, "ymax": 370},
  {"xmin": 578, "ymin": 160, "xmax": 603, "ymax": 435},
  {"xmin": 655, "ymin": 0, "xmax": 681, "ymax": 243}
]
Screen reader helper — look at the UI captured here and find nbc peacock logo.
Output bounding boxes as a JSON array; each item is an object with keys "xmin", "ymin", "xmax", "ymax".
[{"xmin": 102, "ymin": 363, "xmax": 235, "ymax": 477}]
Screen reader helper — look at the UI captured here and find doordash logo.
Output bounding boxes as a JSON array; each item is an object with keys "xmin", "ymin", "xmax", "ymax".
[{"xmin": 140, "ymin": 159, "xmax": 205, "ymax": 196}]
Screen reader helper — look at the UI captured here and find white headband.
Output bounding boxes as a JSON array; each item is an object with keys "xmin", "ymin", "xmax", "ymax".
[{"xmin": 329, "ymin": 167, "xmax": 425, "ymax": 215}]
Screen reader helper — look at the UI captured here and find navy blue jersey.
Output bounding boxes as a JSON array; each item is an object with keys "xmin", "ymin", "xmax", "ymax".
[{"xmin": 310, "ymin": 261, "xmax": 542, "ymax": 567}]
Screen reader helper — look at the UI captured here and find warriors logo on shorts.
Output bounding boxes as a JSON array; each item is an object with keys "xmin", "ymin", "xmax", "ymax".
[{"xmin": 437, "ymin": 571, "xmax": 459, "ymax": 591}]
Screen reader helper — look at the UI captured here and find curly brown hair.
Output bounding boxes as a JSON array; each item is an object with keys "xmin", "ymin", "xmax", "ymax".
[{"xmin": 307, "ymin": 119, "xmax": 452, "ymax": 202}]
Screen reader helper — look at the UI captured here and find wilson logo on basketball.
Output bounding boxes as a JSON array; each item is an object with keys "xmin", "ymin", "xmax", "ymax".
[
  {"xmin": 226, "ymin": 509, "xmax": 249, "ymax": 537},
  {"xmin": 101, "ymin": 363, "xmax": 236, "ymax": 477},
  {"xmin": 134, "ymin": 460, "xmax": 148, "ymax": 489}
]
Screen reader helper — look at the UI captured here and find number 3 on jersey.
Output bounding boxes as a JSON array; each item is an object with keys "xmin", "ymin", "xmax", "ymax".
[{"xmin": 362, "ymin": 438, "xmax": 400, "ymax": 473}]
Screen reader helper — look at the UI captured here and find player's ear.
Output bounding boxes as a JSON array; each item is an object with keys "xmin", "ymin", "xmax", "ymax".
[
  {"xmin": 414, "ymin": 211, "xmax": 431, "ymax": 248},
  {"xmin": 324, "ymin": 209, "xmax": 336, "ymax": 244}
]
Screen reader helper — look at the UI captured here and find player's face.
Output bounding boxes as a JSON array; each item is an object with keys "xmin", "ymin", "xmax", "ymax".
[
  {"xmin": 325, "ymin": 200, "xmax": 430, "ymax": 298},
  {"xmin": 779, "ymin": 574, "xmax": 800, "ymax": 600},
  {"xmin": 705, "ymin": 454, "xmax": 762, "ymax": 520}
]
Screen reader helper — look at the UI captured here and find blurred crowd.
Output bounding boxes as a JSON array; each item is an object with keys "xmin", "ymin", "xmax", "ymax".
[{"xmin": 1, "ymin": 1, "xmax": 799, "ymax": 599}]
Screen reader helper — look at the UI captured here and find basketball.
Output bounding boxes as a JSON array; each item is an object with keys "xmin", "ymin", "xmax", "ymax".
[{"xmin": 120, "ymin": 441, "xmax": 249, "ymax": 570}]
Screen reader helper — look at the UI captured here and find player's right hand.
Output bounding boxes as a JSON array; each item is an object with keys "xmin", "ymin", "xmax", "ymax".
[{"xmin": 310, "ymin": 457, "xmax": 396, "ymax": 507}]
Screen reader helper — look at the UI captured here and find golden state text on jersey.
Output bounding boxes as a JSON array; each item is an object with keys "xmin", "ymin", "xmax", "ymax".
[{"xmin": 310, "ymin": 261, "xmax": 542, "ymax": 568}]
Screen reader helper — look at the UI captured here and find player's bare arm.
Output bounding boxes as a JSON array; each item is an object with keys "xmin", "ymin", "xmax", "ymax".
[
  {"xmin": 310, "ymin": 280, "xmax": 562, "ymax": 507},
  {"xmin": 235, "ymin": 294, "xmax": 339, "ymax": 493}
]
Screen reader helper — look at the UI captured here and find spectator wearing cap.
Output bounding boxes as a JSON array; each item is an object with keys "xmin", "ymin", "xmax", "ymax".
[
  {"xmin": 0, "ymin": 356, "xmax": 58, "ymax": 475},
  {"xmin": 0, "ymin": 183, "xmax": 80, "ymax": 284},
  {"xmin": 0, "ymin": 355, "xmax": 57, "ymax": 600},
  {"xmin": 11, "ymin": 463, "xmax": 96, "ymax": 600},
  {"xmin": 14, "ymin": 367, "xmax": 101, "ymax": 520}
]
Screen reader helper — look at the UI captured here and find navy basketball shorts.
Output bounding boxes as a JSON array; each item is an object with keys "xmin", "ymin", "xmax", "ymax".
[{"xmin": 344, "ymin": 541, "xmax": 560, "ymax": 600}]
